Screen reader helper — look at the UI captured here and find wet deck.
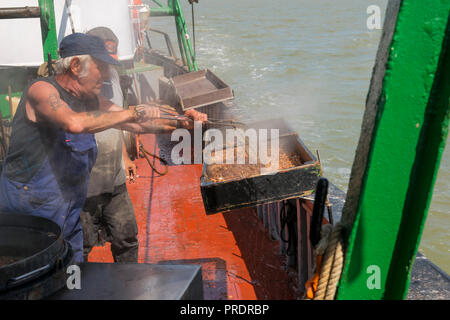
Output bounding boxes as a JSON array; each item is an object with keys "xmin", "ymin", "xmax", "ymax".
[{"xmin": 88, "ymin": 133, "xmax": 301, "ymax": 300}]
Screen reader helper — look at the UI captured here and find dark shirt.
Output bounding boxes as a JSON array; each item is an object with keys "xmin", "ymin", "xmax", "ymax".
[{"xmin": 3, "ymin": 76, "xmax": 98, "ymax": 183}]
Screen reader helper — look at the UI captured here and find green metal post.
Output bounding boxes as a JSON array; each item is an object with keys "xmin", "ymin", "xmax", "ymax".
[
  {"xmin": 172, "ymin": 0, "xmax": 188, "ymax": 68},
  {"xmin": 148, "ymin": 0, "xmax": 174, "ymax": 15},
  {"xmin": 175, "ymin": 20, "xmax": 188, "ymax": 67},
  {"xmin": 38, "ymin": 0, "xmax": 59, "ymax": 60},
  {"xmin": 173, "ymin": 0, "xmax": 197, "ymax": 71},
  {"xmin": 336, "ymin": 0, "xmax": 450, "ymax": 300},
  {"xmin": 174, "ymin": 8, "xmax": 193, "ymax": 70},
  {"xmin": 148, "ymin": 7, "xmax": 174, "ymax": 16}
]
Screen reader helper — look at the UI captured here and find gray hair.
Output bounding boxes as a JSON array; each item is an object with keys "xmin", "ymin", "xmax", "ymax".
[{"xmin": 53, "ymin": 55, "xmax": 92, "ymax": 77}]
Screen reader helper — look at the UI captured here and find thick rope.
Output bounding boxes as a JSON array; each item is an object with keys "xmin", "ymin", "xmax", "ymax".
[
  {"xmin": 313, "ymin": 223, "xmax": 344, "ymax": 300},
  {"xmin": 315, "ymin": 224, "xmax": 332, "ymax": 256}
]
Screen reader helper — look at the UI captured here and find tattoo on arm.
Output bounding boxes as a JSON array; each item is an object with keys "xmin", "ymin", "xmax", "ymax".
[
  {"xmin": 48, "ymin": 93, "xmax": 63, "ymax": 111},
  {"xmin": 86, "ymin": 111, "xmax": 104, "ymax": 118}
]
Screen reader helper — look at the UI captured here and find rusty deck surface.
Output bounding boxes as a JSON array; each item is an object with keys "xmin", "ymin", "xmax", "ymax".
[{"xmin": 88, "ymin": 133, "xmax": 300, "ymax": 300}]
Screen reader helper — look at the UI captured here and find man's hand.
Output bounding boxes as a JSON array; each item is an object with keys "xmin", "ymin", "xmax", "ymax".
[
  {"xmin": 130, "ymin": 104, "xmax": 160, "ymax": 123},
  {"xmin": 118, "ymin": 103, "xmax": 207, "ymax": 133},
  {"xmin": 142, "ymin": 104, "xmax": 161, "ymax": 119},
  {"xmin": 181, "ymin": 109, "xmax": 208, "ymax": 129},
  {"xmin": 133, "ymin": 104, "xmax": 175, "ymax": 132},
  {"xmin": 185, "ymin": 109, "xmax": 207, "ymax": 122},
  {"xmin": 124, "ymin": 156, "xmax": 137, "ymax": 183}
]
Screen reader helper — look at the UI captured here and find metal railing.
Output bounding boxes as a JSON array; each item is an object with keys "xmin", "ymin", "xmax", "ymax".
[{"xmin": 145, "ymin": 28, "xmax": 177, "ymax": 60}]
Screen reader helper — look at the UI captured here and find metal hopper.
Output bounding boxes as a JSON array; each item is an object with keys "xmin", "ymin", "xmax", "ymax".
[
  {"xmin": 171, "ymin": 69, "xmax": 234, "ymax": 110},
  {"xmin": 200, "ymin": 119, "xmax": 322, "ymax": 214}
]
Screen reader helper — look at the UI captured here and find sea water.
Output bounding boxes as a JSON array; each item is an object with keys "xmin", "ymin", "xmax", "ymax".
[{"xmin": 149, "ymin": 0, "xmax": 449, "ymax": 273}]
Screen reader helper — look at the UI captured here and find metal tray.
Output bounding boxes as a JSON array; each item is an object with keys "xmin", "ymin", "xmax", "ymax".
[
  {"xmin": 200, "ymin": 119, "xmax": 321, "ymax": 214},
  {"xmin": 171, "ymin": 69, "xmax": 234, "ymax": 110}
]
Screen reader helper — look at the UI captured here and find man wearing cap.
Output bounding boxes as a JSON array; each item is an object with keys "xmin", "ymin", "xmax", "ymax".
[{"xmin": 0, "ymin": 33, "xmax": 206, "ymax": 262}]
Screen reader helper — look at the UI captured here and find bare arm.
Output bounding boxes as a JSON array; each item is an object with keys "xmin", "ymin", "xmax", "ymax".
[
  {"xmin": 98, "ymin": 97, "xmax": 208, "ymax": 134},
  {"xmin": 98, "ymin": 96, "xmax": 177, "ymax": 134},
  {"xmin": 27, "ymin": 81, "xmax": 139, "ymax": 134}
]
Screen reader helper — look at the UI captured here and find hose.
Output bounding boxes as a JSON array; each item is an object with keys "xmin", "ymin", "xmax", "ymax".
[{"xmin": 138, "ymin": 141, "xmax": 168, "ymax": 176}]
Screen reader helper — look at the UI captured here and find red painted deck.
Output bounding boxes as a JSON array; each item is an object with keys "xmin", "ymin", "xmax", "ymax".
[{"xmin": 88, "ymin": 133, "xmax": 300, "ymax": 299}]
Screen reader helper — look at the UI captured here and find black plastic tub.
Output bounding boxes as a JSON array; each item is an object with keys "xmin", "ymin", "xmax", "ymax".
[{"xmin": 0, "ymin": 213, "xmax": 72, "ymax": 299}]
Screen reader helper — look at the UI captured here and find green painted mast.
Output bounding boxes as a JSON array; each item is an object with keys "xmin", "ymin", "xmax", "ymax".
[{"xmin": 336, "ymin": 0, "xmax": 450, "ymax": 299}]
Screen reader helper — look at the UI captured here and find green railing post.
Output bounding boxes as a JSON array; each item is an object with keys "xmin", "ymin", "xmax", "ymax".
[
  {"xmin": 336, "ymin": 0, "xmax": 450, "ymax": 300},
  {"xmin": 173, "ymin": 0, "xmax": 197, "ymax": 71},
  {"xmin": 38, "ymin": 0, "xmax": 59, "ymax": 60},
  {"xmin": 171, "ymin": 0, "xmax": 188, "ymax": 67},
  {"xmin": 148, "ymin": 7, "xmax": 174, "ymax": 16}
]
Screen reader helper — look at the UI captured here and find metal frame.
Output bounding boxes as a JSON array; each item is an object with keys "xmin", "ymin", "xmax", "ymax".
[
  {"xmin": 145, "ymin": 28, "xmax": 177, "ymax": 59},
  {"xmin": 148, "ymin": 0, "xmax": 198, "ymax": 71},
  {"xmin": 0, "ymin": 0, "xmax": 59, "ymax": 64},
  {"xmin": 0, "ymin": 0, "xmax": 58, "ymax": 120}
]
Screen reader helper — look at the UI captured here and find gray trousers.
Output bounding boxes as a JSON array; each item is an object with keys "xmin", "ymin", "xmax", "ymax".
[{"xmin": 81, "ymin": 183, "xmax": 139, "ymax": 262}]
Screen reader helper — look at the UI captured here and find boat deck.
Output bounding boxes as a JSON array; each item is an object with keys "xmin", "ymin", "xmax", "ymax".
[
  {"xmin": 88, "ymin": 133, "xmax": 301, "ymax": 300},
  {"xmin": 86, "ymin": 132, "xmax": 450, "ymax": 300}
]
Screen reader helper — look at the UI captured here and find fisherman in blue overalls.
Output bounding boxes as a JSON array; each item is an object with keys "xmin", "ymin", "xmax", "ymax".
[{"xmin": 0, "ymin": 33, "xmax": 162, "ymax": 262}]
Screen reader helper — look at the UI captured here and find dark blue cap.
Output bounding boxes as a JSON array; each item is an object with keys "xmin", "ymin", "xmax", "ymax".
[{"xmin": 59, "ymin": 33, "xmax": 120, "ymax": 65}]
